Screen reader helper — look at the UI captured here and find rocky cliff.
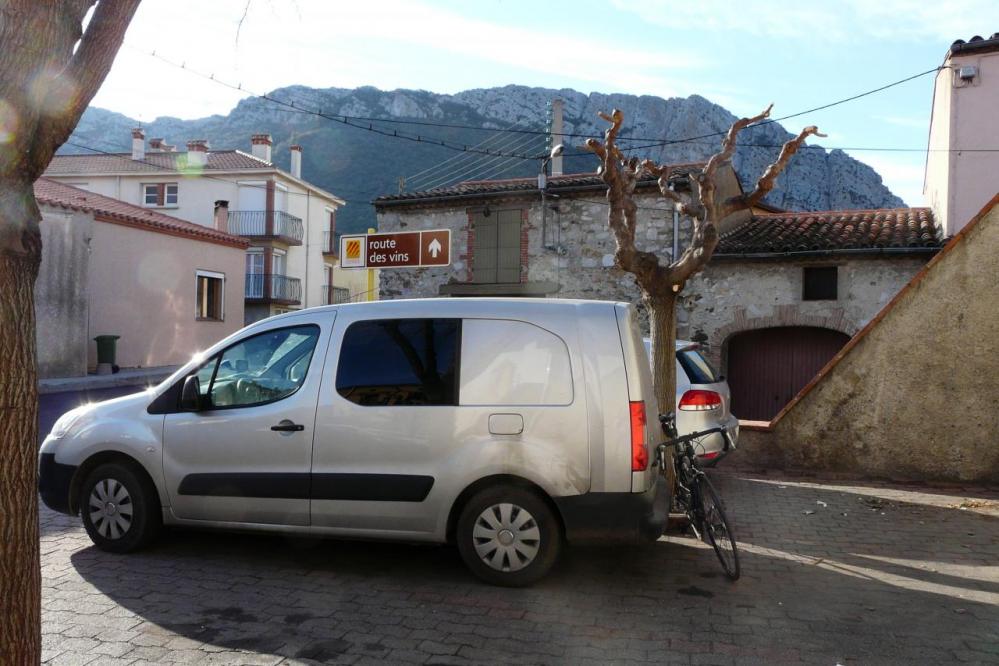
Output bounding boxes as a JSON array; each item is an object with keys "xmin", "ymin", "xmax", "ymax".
[{"xmin": 66, "ymin": 84, "xmax": 904, "ymax": 233}]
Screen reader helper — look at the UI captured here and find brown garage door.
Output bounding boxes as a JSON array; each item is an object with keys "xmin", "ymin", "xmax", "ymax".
[{"xmin": 727, "ymin": 326, "xmax": 850, "ymax": 421}]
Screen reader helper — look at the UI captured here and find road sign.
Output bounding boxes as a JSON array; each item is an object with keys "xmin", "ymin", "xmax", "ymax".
[{"xmin": 339, "ymin": 229, "xmax": 451, "ymax": 269}]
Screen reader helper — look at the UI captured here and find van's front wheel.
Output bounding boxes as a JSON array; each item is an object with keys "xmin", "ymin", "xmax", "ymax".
[
  {"xmin": 80, "ymin": 462, "xmax": 161, "ymax": 553},
  {"xmin": 456, "ymin": 486, "xmax": 562, "ymax": 587}
]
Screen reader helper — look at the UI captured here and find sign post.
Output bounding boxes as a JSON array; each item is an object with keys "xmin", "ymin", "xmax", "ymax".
[
  {"xmin": 339, "ymin": 229, "xmax": 452, "ymax": 270},
  {"xmin": 365, "ymin": 227, "xmax": 376, "ymax": 301}
]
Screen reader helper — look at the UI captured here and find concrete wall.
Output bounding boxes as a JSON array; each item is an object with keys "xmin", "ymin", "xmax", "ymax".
[
  {"xmin": 685, "ymin": 256, "xmax": 930, "ymax": 368},
  {"xmin": 87, "ymin": 219, "xmax": 246, "ymax": 369},
  {"xmin": 734, "ymin": 198, "xmax": 999, "ymax": 483},
  {"xmin": 35, "ymin": 206, "xmax": 92, "ymax": 379}
]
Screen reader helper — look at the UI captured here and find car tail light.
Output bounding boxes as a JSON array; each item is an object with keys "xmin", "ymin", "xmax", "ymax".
[
  {"xmin": 629, "ymin": 401, "xmax": 649, "ymax": 471},
  {"xmin": 678, "ymin": 389, "xmax": 722, "ymax": 411}
]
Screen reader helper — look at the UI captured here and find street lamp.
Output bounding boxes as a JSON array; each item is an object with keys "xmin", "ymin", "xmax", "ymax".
[{"xmin": 537, "ymin": 144, "xmax": 564, "ymax": 191}]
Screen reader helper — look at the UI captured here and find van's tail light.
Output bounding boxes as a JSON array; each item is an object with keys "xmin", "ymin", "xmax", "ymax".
[
  {"xmin": 678, "ymin": 390, "xmax": 722, "ymax": 411},
  {"xmin": 629, "ymin": 401, "xmax": 649, "ymax": 471}
]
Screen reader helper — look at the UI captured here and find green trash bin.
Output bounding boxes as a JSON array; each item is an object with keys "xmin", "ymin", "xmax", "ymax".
[{"xmin": 94, "ymin": 335, "xmax": 120, "ymax": 366}]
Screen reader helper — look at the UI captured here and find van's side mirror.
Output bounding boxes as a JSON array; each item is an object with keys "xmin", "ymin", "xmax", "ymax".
[{"xmin": 179, "ymin": 375, "xmax": 203, "ymax": 411}]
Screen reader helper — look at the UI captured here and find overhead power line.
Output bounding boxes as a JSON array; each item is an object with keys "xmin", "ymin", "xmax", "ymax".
[
  {"xmin": 62, "ymin": 139, "xmax": 372, "ymax": 204},
  {"xmin": 127, "ymin": 42, "xmax": 940, "ymax": 151}
]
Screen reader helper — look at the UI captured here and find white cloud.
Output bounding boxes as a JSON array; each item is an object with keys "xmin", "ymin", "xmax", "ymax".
[
  {"xmin": 847, "ymin": 151, "xmax": 926, "ymax": 205},
  {"xmin": 874, "ymin": 115, "xmax": 929, "ymax": 129},
  {"xmin": 611, "ymin": 0, "xmax": 999, "ymax": 43},
  {"xmin": 92, "ymin": 0, "xmax": 705, "ymax": 119}
]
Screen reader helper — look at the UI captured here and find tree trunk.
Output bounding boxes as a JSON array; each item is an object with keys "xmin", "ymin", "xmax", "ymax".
[
  {"xmin": 0, "ymin": 181, "xmax": 43, "ymax": 665},
  {"xmin": 647, "ymin": 291, "xmax": 678, "ymax": 494}
]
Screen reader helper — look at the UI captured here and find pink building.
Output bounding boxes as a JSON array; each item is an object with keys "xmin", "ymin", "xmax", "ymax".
[
  {"xmin": 34, "ymin": 178, "xmax": 248, "ymax": 378},
  {"xmin": 925, "ymin": 34, "xmax": 999, "ymax": 238}
]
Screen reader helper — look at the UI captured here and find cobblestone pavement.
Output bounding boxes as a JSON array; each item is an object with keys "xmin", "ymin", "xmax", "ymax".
[{"xmin": 41, "ymin": 471, "xmax": 999, "ymax": 665}]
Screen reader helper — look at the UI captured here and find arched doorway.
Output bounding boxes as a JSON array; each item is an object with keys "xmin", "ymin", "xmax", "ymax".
[{"xmin": 726, "ymin": 326, "xmax": 851, "ymax": 421}]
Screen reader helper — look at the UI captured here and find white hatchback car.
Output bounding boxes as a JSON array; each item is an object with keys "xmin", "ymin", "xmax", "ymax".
[{"xmin": 644, "ymin": 339, "xmax": 739, "ymax": 464}]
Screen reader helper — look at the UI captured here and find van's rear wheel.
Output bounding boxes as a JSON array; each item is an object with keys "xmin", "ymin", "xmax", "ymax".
[
  {"xmin": 80, "ymin": 462, "xmax": 160, "ymax": 553},
  {"xmin": 456, "ymin": 486, "xmax": 561, "ymax": 587}
]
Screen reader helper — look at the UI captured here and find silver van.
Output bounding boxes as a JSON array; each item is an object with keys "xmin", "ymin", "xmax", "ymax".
[{"xmin": 39, "ymin": 299, "xmax": 667, "ymax": 586}]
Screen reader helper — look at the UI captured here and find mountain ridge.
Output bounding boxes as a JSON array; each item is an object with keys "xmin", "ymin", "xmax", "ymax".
[{"xmin": 66, "ymin": 84, "xmax": 905, "ymax": 233}]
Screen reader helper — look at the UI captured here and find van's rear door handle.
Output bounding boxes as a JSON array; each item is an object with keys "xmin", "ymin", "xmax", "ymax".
[{"xmin": 271, "ymin": 421, "xmax": 305, "ymax": 432}]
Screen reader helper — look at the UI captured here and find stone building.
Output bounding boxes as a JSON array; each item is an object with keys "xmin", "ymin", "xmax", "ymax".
[{"xmin": 374, "ymin": 167, "xmax": 941, "ymax": 421}]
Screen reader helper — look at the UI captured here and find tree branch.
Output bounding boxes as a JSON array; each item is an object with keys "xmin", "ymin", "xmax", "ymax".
[
  {"xmin": 729, "ymin": 124, "xmax": 826, "ymax": 214},
  {"xmin": 36, "ymin": 0, "xmax": 141, "ymax": 159}
]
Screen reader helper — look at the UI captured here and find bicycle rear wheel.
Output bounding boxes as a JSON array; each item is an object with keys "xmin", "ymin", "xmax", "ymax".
[{"xmin": 696, "ymin": 476, "xmax": 740, "ymax": 580}]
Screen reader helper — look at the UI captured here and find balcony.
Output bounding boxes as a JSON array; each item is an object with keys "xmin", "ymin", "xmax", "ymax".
[
  {"xmin": 322, "ymin": 285, "xmax": 350, "ymax": 305},
  {"xmin": 227, "ymin": 210, "xmax": 304, "ymax": 245},
  {"xmin": 322, "ymin": 230, "xmax": 341, "ymax": 256},
  {"xmin": 245, "ymin": 274, "xmax": 302, "ymax": 305}
]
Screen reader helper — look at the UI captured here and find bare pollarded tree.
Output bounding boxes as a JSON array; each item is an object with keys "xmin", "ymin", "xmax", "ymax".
[
  {"xmin": 585, "ymin": 106, "xmax": 822, "ymax": 466},
  {"xmin": 0, "ymin": 2, "xmax": 141, "ymax": 662}
]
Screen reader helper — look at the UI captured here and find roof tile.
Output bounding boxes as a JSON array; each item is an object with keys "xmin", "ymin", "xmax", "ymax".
[
  {"xmin": 375, "ymin": 164, "xmax": 705, "ymax": 206},
  {"xmin": 45, "ymin": 150, "xmax": 272, "ymax": 175},
  {"xmin": 718, "ymin": 208, "xmax": 943, "ymax": 254},
  {"xmin": 33, "ymin": 178, "xmax": 248, "ymax": 248}
]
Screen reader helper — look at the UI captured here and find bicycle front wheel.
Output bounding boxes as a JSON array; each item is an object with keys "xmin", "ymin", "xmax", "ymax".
[{"xmin": 696, "ymin": 476, "xmax": 741, "ymax": 580}]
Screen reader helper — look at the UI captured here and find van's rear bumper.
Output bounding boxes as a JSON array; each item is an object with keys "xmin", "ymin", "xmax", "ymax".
[{"xmin": 553, "ymin": 475, "xmax": 669, "ymax": 544}]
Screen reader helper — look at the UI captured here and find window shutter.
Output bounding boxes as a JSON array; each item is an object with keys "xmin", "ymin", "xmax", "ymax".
[{"xmin": 156, "ymin": 184, "xmax": 165, "ymax": 207}]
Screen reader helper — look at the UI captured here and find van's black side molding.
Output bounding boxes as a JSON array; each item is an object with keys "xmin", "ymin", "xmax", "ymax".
[{"xmin": 177, "ymin": 473, "xmax": 434, "ymax": 502}]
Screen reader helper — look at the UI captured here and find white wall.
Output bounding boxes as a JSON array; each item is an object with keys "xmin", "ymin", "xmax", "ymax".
[{"xmin": 48, "ymin": 168, "xmax": 348, "ymax": 314}]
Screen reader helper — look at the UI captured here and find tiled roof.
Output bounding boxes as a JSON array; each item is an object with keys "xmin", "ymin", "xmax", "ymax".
[
  {"xmin": 717, "ymin": 208, "xmax": 943, "ymax": 255},
  {"xmin": 45, "ymin": 150, "xmax": 273, "ymax": 175},
  {"xmin": 374, "ymin": 163, "xmax": 705, "ymax": 207},
  {"xmin": 33, "ymin": 178, "xmax": 248, "ymax": 248}
]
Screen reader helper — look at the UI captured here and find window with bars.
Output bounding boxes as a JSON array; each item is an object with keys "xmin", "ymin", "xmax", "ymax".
[{"xmin": 802, "ymin": 266, "xmax": 838, "ymax": 301}]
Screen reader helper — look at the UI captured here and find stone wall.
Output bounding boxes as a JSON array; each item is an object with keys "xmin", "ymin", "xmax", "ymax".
[
  {"xmin": 731, "ymin": 197, "xmax": 999, "ymax": 483},
  {"xmin": 377, "ymin": 192, "xmax": 687, "ymax": 311},
  {"xmin": 685, "ymin": 256, "xmax": 930, "ymax": 367}
]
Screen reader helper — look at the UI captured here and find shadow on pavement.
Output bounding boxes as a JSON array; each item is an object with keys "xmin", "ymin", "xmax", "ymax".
[{"xmin": 66, "ymin": 474, "xmax": 999, "ymax": 663}]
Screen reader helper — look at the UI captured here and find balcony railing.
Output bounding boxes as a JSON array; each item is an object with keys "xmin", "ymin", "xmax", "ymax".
[
  {"xmin": 245, "ymin": 273, "xmax": 302, "ymax": 304},
  {"xmin": 322, "ymin": 230, "xmax": 342, "ymax": 255},
  {"xmin": 322, "ymin": 285, "xmax": 350, "ymax": 305},
  {"xmin": 227, "ymin": 210, "xmax": 304, "ymax": 245}
]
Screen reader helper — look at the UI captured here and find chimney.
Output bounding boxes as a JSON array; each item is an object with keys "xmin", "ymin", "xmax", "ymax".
[
  {"xmin": 148, "ymin": 138, "xmax": 165, "ymax": 152},
  {"xmin": 185, "ymin": 139, "xmax": 209, "ymax": 168},
  {"xmin": 251, "ymin": 133, "xmax": 272, "ymax": 163},
  {"xmin": 289, "ymin": 144, "xmax": 302, "ymax": 178},
  {"xmin": 550, "ymin": 99, "xmax": 564, "ymax": 176},
  {"xmin": 131, "ymin": 128, "xmax": 145, "ymax": 161},
  {"xmin": 213, "ymin": 200, "xmax": 229, "ymax": 232}
]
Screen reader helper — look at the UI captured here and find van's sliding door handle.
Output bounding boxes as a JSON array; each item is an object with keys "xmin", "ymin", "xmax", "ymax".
[{"xmin": 271, "ymin": 421, "xmax": 305, "ymax": 432}]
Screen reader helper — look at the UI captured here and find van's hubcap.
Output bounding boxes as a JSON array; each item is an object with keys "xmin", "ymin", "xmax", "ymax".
[
  {"xmin": 89, "ymin": 479, "xmax": 133, "ymax": 540},
  {"xmin": 472, "ymin": 503, "xmax": 540, "ymax": 572}
]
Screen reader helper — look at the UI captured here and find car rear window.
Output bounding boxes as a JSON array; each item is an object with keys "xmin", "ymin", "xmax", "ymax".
[{"xmin": 677, "ymin": 349, "xmax": 719, "ymax": 384}]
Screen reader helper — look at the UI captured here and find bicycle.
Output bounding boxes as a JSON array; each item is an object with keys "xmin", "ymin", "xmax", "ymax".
[{"xmin": 655, "ymin": 412, "xmax": 741, "ymax": 581}]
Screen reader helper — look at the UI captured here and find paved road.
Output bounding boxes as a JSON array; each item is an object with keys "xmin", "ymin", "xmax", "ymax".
[{"xmin": 40, "ymin": 472, "xmax": 999, "ymax": 665}]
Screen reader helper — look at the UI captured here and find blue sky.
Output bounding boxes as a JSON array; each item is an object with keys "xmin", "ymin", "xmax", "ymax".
[{"xmin": 92, "ymin": 0, "xmax": 999, "ymax": 205}]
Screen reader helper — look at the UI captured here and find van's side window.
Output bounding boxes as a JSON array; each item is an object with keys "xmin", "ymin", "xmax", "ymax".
[
  {"xmin": 201, "ymin": 325, "xmax": 320, "ymax": 409},
  {"xmin": 460, "ymin": 319, "xmax": 573, "ymax": 406},
  {"xmin": 336, "ymin": 319, "xmax": 460, "ymax": 406}
]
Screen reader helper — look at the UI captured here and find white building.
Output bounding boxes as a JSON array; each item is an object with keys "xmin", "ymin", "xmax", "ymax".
[{"xmin": 46, "ymin": 130, "xmax": 369, "ymax": 323}]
